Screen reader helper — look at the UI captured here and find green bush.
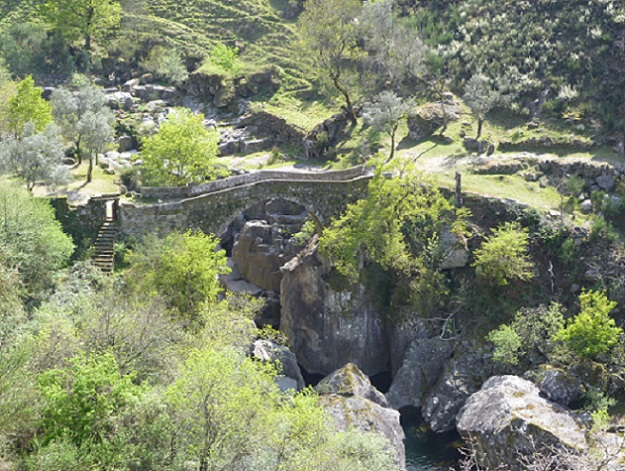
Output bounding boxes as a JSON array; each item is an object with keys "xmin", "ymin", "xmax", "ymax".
[
  {"xmin": 473, "ymin": 222, "xmax": 534, "ymax": 286},
  {"xmin": 555, "ymin": 290, "xmax": 622, "ymax": 360},
  {"xmin": 140, "ymin": 45, "xmax": 188, "ymax": 84}
]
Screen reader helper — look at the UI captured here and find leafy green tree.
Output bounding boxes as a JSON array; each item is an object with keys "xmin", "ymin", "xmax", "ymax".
[
  {"xmin": 473, "ymin": 222, "xmax": 534, "ymax": 286},
  {"xmin": 487, "ymin": 324, "xmax": 523, "ymax": 365},
  {"xmin": 210, "ymin": 43, "xmax": 239, "ymax": 72},
  {"xmin": 299, "ymin": 0, "xmax": 362, "ymax": 124},
  {"xmin": 5, "ymin": 75, "xmax": 52, "ymax": 138},
  {"xmin": 140, "ymin": 107, "xmax": 222, "ymax": 186},
  {"xmin": 0, "ymin": 122, "xmax": 69, "ymax": 191},
  {"xmin": 51, "ymin": 79, "xmax": 115, "ymax": 182},
  {"xmin": 0, "ymin": 23, "xmax": 74, "ymax": 80},
  {"xmin": 360, "ymin": 0, "xmax": 425, "ymax": 93},
  {"xmin": 555, "ymin": 290, "xmax": 623, "ymax": 359},
  {"xmin": 36, "ymin": 351, "xmax": 144, "ymax": 463},
  {"xmin": 39, "ymin": 0, "xmax": 121, "ymax": 53},
  {"xmin": 126, "ymin": 231, "xmax": 230, "ymax": 320},
  {"xmin": 0, "ymin": 182, "xmax": 73, "ymax": 296},
  {"xmin": 140, "ymin": 45, "xmax": 188, "ymax": 84},
  {"xmin": 167, "ymin": 347, "xmax": 278, "ymax": 471},
  {"xmin": 363, "ymin": 91, "xmax": 412, "ymax": 162},
  {"xmin": 320, "ymin": 162, "xmax": 463, "ymax": 315},
  {"xmin": 463, "ymin": 73, "xmax": 500, "ymax": 139},
  {"xmin": 488, "ymin": 303, "xmax": 566, "ymax": 367}
]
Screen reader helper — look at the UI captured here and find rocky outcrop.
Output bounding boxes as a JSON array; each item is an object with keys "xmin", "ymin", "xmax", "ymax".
[
  {"xmin": 182, "ymin": 67, "xmax": 280, "ymax": 107},
  {"xmin": 232, "ymin": 221, "xmax": 301, "ymax": 292},
  {"xmin": 386, "ymin": 338, "xmax": 453, "ymax": 410},
  {"xmin": 251, "ymin": 339, "xmax": 305, "ymax": 392},
  {"xmin": 422, "ymin": 348, "xmax": 493, "ymax": 433},
  {"xmin": 456, "ymin": 375, "xmax": 587, "ymax": 470},
  {"xmin": 538, "ymin": 368, "xmax": 582, "ymax": 407},
  {"xmin": 439, "ymin": 226, "xmax": 469, "ymax": 269},
  {"xmin": 407, "ymin": 97, "xmax": 461, "ymax": 141},
  {"xmin": 316, "ymin": 364, "xmax": 406, "ymax": 470},
  {"xmin": 280, "ymin": 241, "xmax": 390, "ymax": 376},
  {"xmin": 304, "ymin": 109, "xmax": 353, "ymax": 160}
]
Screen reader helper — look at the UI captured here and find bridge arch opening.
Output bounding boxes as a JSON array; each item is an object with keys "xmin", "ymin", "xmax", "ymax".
[
  {"xmin": 218, "ymin": 197, "xmax": 322, "ymax": 256},
  {"xmin": 218, "ymin": 197, "xmax": 322, "ymax": 330}
]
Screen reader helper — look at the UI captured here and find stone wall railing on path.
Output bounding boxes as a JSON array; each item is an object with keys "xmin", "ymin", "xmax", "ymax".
[
  {"xmin": 139, "ymin": 165, "xmax": 369, "ymax": 200},
  {"xmin": 121, "ymin": 166, "xmax": 372, "ymax": 238}
]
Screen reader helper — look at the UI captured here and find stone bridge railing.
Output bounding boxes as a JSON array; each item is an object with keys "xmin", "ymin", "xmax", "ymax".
[
  {"xmin": 120, "ymin": 166, "xmax": 373, "ymax": 238},
  {"xmin": 139, "ymin": 165, "xmax": 369, "ymax": 200}
]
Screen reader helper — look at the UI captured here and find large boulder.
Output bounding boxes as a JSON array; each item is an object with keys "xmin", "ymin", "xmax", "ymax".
[
  {"xmin": 538, "ymin": 368, "xmax": 582, "ymax": 407},
  {"xmin": 386, "ymin": 338, "xmax": 453, "ymax": 410},
  {"xmin": 232, "ymin": 221, "xmax": 299, "ymax": 292},
  {"xmin": 422, "ymin": 348, "xmax": 493, "ymax": 433},
  {"xmin": 280, "ymin": 241, "xmax": 390, "ymax": 376},
  {"xmin": 251, "ymin": 339, "xmax": 305, "ymax": 392},
  {"xmin": 456, "ymin": 375, "xmax": 587, "ymax": 469},
  {"xmin": 407, "ymin": 98, "xmax": 461, "ymax": 141},
  {"xmin": 316, "ymin": 364, "xmax": 406, "ymax": 470}
]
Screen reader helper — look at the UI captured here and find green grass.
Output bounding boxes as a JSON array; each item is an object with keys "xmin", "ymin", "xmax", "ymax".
[{"xmin": 34, "ymin": 162, "xmax": 119, "ymax": 198}]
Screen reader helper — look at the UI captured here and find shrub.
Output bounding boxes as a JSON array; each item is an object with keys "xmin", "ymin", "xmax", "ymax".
[
  {"xmin": 555, "ymin": 290, "xmax": 622, "ymax": 360},
  {"xmin": 140, "ymin": 45, "xmax": 188, "ymax": 84},
  {"xmin": 473, "ymin": 222, "xmax": 534, "ymax": 286}
]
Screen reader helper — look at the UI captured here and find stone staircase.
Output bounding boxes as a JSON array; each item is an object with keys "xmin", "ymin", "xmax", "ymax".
[{"xmin": 92, "ymin": 219, "xmax": 118, "ymax": 274}]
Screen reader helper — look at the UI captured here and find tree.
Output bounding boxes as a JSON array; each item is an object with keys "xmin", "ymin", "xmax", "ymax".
[
  {"xmin": 473, "ymin": 222, "xmax": 534, "ymax": 286},
  {"xmin": 464, "ymin": 73, "xmax": 500, "ymax": 139},
  {"xmin": 320, "ymin": 161, "xmax": 464, "ymax": 315},
  {"xmin": 299, "ymin": 0, "xmax": 362, "ymax": 124},
  {"xmin": 140, "ymin": 108, "xmax": 222, "ymax": 186},
  {"xmin": 36, "ymin": 351, "xmax": 142, "ymax": 450},
  {"xmin": 51, "ymin": 79, "xmax": 115, "ymax": 182},
  {"xmin": 125, "ymin": 231, "xmax": 230, "ymax": 321},
  {"xmin": 0, "ymin": 182, "xmax": 74, "ymax": 296},
  {"xmin": 167, "ymin": 347, "xmax": 279, "ymax": 471},
  {"xmin": 0, "ymin": 122, "xmax": 69, "ymax": 191},
  {"xmin": 140, "ymin": 45, "xmax": 188, "ymax": 84},
  {"xmin": 363, "ymin": 91, "xmax": 411, "ymax": 162},
  {"xmin": 555, "ymin": 290, "xmax": 622, "ymax": 360},
  {"xmin": 487, "ymin": 325, "xmax": 523, "ymax": 365},
  {"xmin": 360, "ymin": 0, "xmax": 426, "ymax": 94},
  {"xmin": 5, "ymin": 75, "xmax": 52, "ymax": 138},
  {"xmin": 39, "ymin": 0, "xmax": 121, "ymax": 53}
]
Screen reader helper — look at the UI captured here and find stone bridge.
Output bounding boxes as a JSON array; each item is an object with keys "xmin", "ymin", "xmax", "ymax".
[{"xmin": 119, "ymin": 166, "xmax": 373, "ymax": 238}]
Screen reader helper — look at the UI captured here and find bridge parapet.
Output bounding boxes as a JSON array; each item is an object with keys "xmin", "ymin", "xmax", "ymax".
[
  {"xmin": 120, "ymin": 171, "xmax": 373, "ymax": 238},
  {"xmin": 139, "ymin": 165, "xmax": 369, "ymax": 200}
]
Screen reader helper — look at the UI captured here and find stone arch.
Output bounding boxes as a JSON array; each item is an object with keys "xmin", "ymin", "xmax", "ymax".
[{"xmin": 214, "ymin": 195, "xmax": 324, "ymax": 241}]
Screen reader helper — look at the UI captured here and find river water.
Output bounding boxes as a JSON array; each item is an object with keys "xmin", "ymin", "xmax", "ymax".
[{"xmin": 403, "ymin": 421, "xmax": 459, "ymax": 471}]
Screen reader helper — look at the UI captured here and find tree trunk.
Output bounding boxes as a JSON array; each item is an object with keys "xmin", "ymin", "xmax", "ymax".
[
  {"xmin": 476, "ymin": 119, "xmax": 483, "ymax": 139},
  {"xmin": 332, "ymin": 77, "xmax": 357, "ymax": 125},
  {"xmin": 386, "ymin": 129, "xmax": 396, "ymax": 163},
  {"xmin": 76, "ymin": 140, "xmax": 82, "ymax": 165},
  {"xmin": 87, "ymin": 155, "xmax": 93, "ymax": 183}
]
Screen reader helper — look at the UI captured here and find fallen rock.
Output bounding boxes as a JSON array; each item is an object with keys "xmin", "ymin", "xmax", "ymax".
[
  {"xmin": 316, "ymin": 363, "xmax": 388, "ymax": 407},
  {"xmin": 232, "ymin": 220, "xmax": 296, "ymax": 292},
  {"xmin": 422, "ymin": 348, "xmax": 493, "ymax": 433},
  {"xmin": 439, "ymin": 226, "xmax": 469, "ymax": 269},
  {"xmin": 386, "ymin": 338, "xmax": 453, "ymax": 410},
  {"xmin": 456, "ymin": 375, "xmax": 587, "ymax": 469},
  {"xmin": 539, "ymin": 368, "xmax": 582, "ymax": 407},
  {"xmin": 317, "ymin": 364, "xmax": 406, "ymax": 470},
  {"xmin": 118, "ymin": 135, "xmax": 134, "ymax": 152},
  {"xmin": 407, "ymin": 99, "xmax": 461, "ymax": 141},
  {"xmin": 597, "ymin": 173, "xmax": 616, "ymax": 192},
  {"xmin": 252, "ymin": 339, "xmax": 305, "ymax": 391}
]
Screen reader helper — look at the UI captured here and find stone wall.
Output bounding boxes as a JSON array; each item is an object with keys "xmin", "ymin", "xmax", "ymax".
[
  {"xmin": 49, "ymin": 195, "xmax": 116, "ymax": 246},
  {"xmin": 139, "ymin": 165, "xmax": 368, "ymax": 200},
  {"xmin": 120, "ymin": 174, "xmax": 372, "ymax": 238}
]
